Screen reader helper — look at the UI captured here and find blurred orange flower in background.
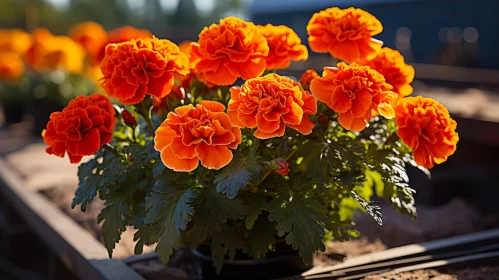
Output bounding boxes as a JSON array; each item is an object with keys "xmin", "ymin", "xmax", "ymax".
[
  {"xmin": 26, "ymin": 28, "xmax": 85, "ymax": 73},
  {"xmin": 154, "ymin": 101, "xmax": 242, "ymax": 171},
  {"xmin": 100, "ymin": 37, "xmax": 189, "ymax": 105},
  {"xmin": 395, "ymin": 96, "xmax": 459, "ymax": 168},
  {"xmin": 257, "ymin": 24, "xmax": 308, "ymax": 70},
  {"xmin": 0, "ymin": 52, "xmax": 24, "ymax": 81},
  {"xmin": 307, "ymin": 7, "xmax": 383, "ymax": 63},
  {"xmin": 359, "ymin": 47, "xmax": 415, "ymax": 98},
  {"xmin": 228, "ymin": 73, "xmax": 317, "ymax": 139},
  {"xmin": 42, "ymin": 94, "xmax": 117, "ymax": 164},
  {"xmin": 0, "ymin": 29, "xmax": 33, "ymax": 55},
  {"xmin": 96, "ymin": 25, "xmax": 152, "ymax": 63},
  {"xmin": 69, "ymin": 21, "xmax": 108, "ymax": 62},
  {"xmin": 310, "ymin": 62, "xmax": 395, "ymax": 132},
  {"xmin": 300, "ymin": 69, "xmax": 319, "ymax": 91},
  {"xmin": 190, "ymin": 17, "xmax": 269, "ymax": 86}
]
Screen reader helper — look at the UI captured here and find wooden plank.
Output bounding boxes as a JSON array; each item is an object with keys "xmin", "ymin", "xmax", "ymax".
[
  {"xmin": 302, "ymin": 228, "xmax": 499, "ymax": 277},
  {"xmin": 0, "ymin": 158, "xmax": 144, "ymax": 280}
]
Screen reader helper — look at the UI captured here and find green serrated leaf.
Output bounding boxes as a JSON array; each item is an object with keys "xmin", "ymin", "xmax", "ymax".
[
  {"xmin": 243, "ymin": 193, "xmax": 267, "ymax": 230},
  {"xmin": 246, "ymin": 217, "xmax": 275, "ymax": 259},
  {"xmin": 189, "ymin": 188, "xmax": 249, "ymax": 248},
  {"xmin": 266, "ymin": 190, "xmax": 327, "ymax": 264},
  {"xmin": 214, "ymin": 152, "xmax": 262, "ymax": 199},
  {"xmin": 72, "ymin": 157, "xmax": 101, "ymax": 211},
  {"xmin": 210, "ymin": 225, "xmax": 245, "ymax": 274},
  {"xmin": 144, "ymin": 180, "xmax": 199, "ymax": 263},
  {"xmin": 97, "ymin": 198, "xmax": 128, "ymax": 258},
  {"xmin": 350, "ymin": 190, "xmax": 382, "ymax": 225}
]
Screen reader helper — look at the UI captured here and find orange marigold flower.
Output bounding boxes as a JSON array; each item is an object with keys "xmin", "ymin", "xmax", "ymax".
[
  {"xmin": 27, "ymin": 29, "xmax": 85, "ymax": 73},
  {"xmin": 154, "ymin": 101, "xmax": 242, "ymax": 171},
  {"xmin": 0, "ymin": 28, "xmax": 33, "ymax": 55},
  {"xmin": 257, "ymin": 24, "xmax": 308, "ymax": 70},
  {"xmin": 0, "ymin": 52, "xmax": 24, "ymax": 81},
  {"xmin": 100, "ymin": 37, "xmax": 189, "ymax": 105},
  {"xmin": 395, "ymin": 96, "xmax": 458, "ymax": 168},
  {"xmin": 307, "ymin": 7, "xmax": 383, "ymax": 63},
  {"xmin": 190, "ymin": 17, "xmax": 269, "ymax": 86},
  {"xmin": 310, "ymin": 62, "xmax": 396, "ymax": 132},
  {"xmin": 228, "ymin": 73, "xmax": 317, "ymax": 139},
  {"xmin": 359, "ymin": 47, "xmax": 415, "ymax": 98},
  {"xmin": 69, "ymin": 21, "xmax": 108, "ymax": 60},
  {"xmin": 42, "ymin": 94, "xmax": 117, "ymax": 164},
  {"xmin": 300, "ymin": 69, "xmax": 319, "ymax": 91},
  {"xmin": 96, "ymin": 26, "xmax": 152, "ymax": 63}
]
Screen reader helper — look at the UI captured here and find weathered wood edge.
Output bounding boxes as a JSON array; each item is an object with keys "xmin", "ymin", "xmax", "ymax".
[
  {"xmin": 302, "ymin": 228, "xmax": 499, "ymax": 277},
  {"xmin": 0, "ymin": 158, "xmax": 144, "ymax": 280}
]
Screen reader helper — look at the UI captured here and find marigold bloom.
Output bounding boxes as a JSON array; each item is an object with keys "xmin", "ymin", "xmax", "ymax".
[
  {"xmin": 307, "ymin": 7, "xmax": 383, "ymax": 63},
  {"xmin": 0, "ymin": 29, "xmax": 33, "ymax": 55},
  {"xmin": 96, "ymin": 26, "xmax": 152, "ymax": 63},
  {"xmin": 300, "ymin": 69, "xmax": 319, "ymax": 91},
  {"xmin": 310, "ymin": 62, "xmax": 396, "ymax": 132},
  {"xmin": 42, "ymin": 94, "xmax": 116, "ymax": 164},
  {"xmin": 359, "ymin": 47, "xmax": 415, "ymax": 98},
  {"xmin": 0, "ymin": 52, "xmax": 24, "ymax": 81},
  {"xmin": 228, "ymin": 74, "xmax": 317, "ymax": 139},
  {"xmin": 154, "ymin": 101, "xmax": 242, "ymax": 171},
  {"xmin": 190, "ymin": 17, "xmax": 269, "ymax": 86},
  {"xmin": 257, "ymin": 24, "xmax": 308, "ymax": 70},
  {"xmin": 27, "ymin": 29, "xmax": 85, "ymax": 73},
  {"xmin": 395, "ymin": 96, "xmax": 458, "ymax": 168},
  {"xmin": 69, "ymin": 21, "xmax": 108, "ymax": 60},
  {"xmin": 100, "ymin": 37, "xmax": 189, "ymax": 105}
]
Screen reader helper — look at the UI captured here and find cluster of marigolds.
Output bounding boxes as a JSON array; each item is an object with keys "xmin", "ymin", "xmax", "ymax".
[{"xmin": 2, "ymin": 7, "xmax": 456, "ymax": 171}]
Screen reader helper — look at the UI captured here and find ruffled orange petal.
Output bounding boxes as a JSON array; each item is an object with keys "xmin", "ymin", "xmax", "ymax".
[
  {"xmin": 254, "ymin": 121, "xmax": 286, "ymax": 139},
  {"xmin": 170, "ymin": 137, "xmax": 197, "ymax": 159},
  {"xmin": 195, "ymin": 143, "xmax": 233, "ymax": 170},
  {"xmin": 288, "ymin": 116, "xmax": 315, "ymax": 135},
  {"xmin": 338, "ymin": 112, "xmax": 368, "ymax": 132},
  {"xmin": 160, "ymin": 145, "xmax": 199, "ymax": 172},
  {"xmin": 310, "ymin": 77, "xmax": 334, "ymax": 108},
  {"xmin": 227, "ymin": 127, "xmax": 242, "ymax": 149},
  {"xmin": 228, "ymin": 110, "xmax": 244, "ymax": 127},
  {"xmin": 154, "ymin": 125, "xmax": 177, "ymax": 151},
  {"xmin": 200, "ymin": 100, "xmax": 226, "ymax": 112}
]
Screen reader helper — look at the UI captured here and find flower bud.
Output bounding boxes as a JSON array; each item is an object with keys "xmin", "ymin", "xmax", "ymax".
[
  {"xmin": 270, "ymin": 158, "xmax": 290, "ymax": 176},
  {"xmin": 122, "ymin": 110, "xmax": 137, "ymax": 126},
  {"xmin": 300, "ymin": 69, "xmax": 319, "ymax": 91}
]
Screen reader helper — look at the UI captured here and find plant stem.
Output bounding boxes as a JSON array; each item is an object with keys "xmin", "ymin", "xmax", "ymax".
[
  {"xmin": 103, "ymin": 144, "xmax": 122, "ymax": 158},
  {"xmin": 251, "ymin": 148, "xmax": 298, "ymax": 193},
  {"xmin": 135, "ymin": 97, "xmax": 155, "ymax": 135}
]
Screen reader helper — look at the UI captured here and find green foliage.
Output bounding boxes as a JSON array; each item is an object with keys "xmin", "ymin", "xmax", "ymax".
[
  {"xmin": 72, "ymin": 94, "xmax": 430, "ymax": 274},
  {"xmin": 214, "ymin": 151, "xmax": 262, "ymax": 199},
  {"xmin": 97, "ymin": 195, "xmax": 128, "ymax": 258},
  {"xmin": 266, "ymin": 181, "xmax": 327, "ymax": 264},
  {"xmin": 144, "ymin": 177, "xmax": 199, "ymax": 263}
]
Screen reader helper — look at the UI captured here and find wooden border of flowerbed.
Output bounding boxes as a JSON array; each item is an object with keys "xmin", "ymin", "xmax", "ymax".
[{"xmin": 0, "ymin": 158, "xmax": 144, "ymax": 280}]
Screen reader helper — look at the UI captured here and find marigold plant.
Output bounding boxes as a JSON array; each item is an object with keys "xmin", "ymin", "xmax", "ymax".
[
  {"xmin": 100, "ymin": 37, "xmax": 189, "ymax": 105},
  {"xmin": 69, "ymin": 21, "xmax": 108, "ymax": 62},
  {"xmin": 41, "ymin": 7, "xmax": 458, "ymax": 275},
  {"xmin": 395, "ymin": 96, "xmax": 458, "ymax": 168},
  {"xmin": 257, "ymin": 24, "xmax": 308, "ymax": 70},
  {"xmin": 0, "ymin": 28, "xmax": 33, "ymax": 56},
  {"xmin": 359, "ymin": 47, "xmax": 415, "ymax": 98},
  {"xmin": 310, "ymin": 62, "xmax": 396, "ymax": 131},
  {"xmin": 95, "ymin": 25, "xmax": 152, "ymax": 63},
  {"xmin": 42, "ymin": 94, "xmax": 116, "ymax": 164},
  {"xmin": 190, "ymin": 16, "xmax": 269, "ymax": 85},
  {"xmin": 307, "ymin": 7, "xmax": 383, "ymax": 63},
  {"xmin": 26, "ymin": 28, "xmax": 85, "ymax": 74}
]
